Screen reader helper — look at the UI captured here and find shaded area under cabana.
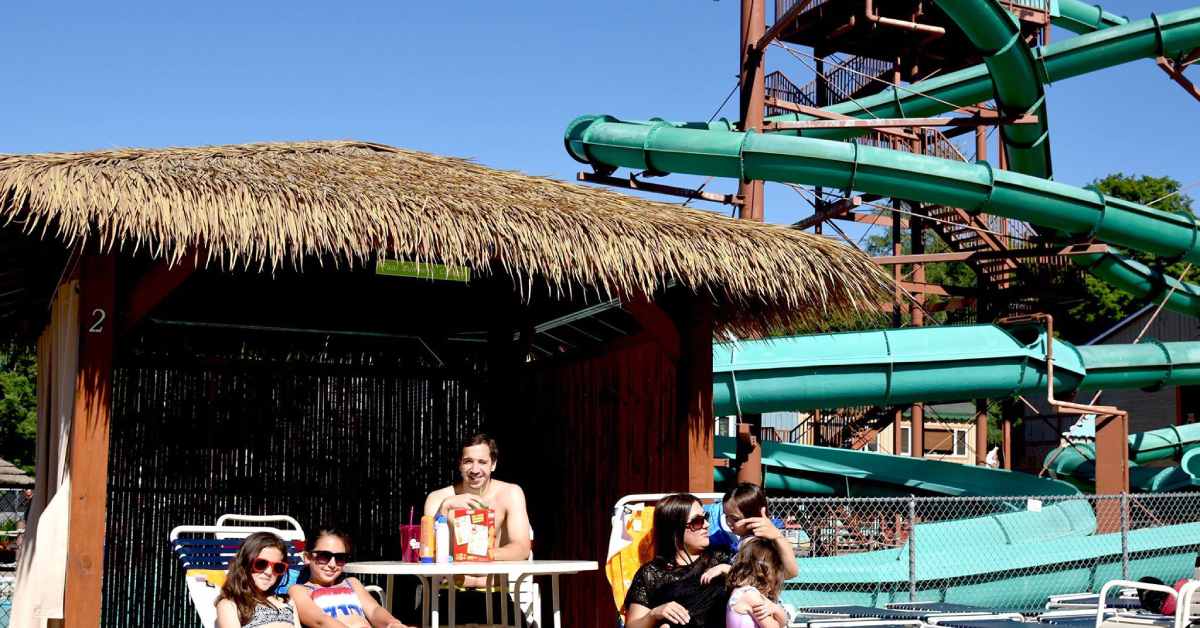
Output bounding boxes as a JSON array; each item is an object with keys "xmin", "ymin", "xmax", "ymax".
[{"xmin": 0, "ymin": 140, "xmax": 887, "ymax": 627}]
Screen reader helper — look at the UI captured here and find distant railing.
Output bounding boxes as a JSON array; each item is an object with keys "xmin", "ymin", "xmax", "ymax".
[
  {"xmin": 776, "ymin": 0, "xmax": 1049, "ymax": 25},
  {"xmin": 775, "ymin": 0, "xmax": 833, "ymax": 23}
]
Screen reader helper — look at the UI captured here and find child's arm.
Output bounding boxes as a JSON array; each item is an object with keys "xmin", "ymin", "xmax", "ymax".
[
  {"xmin": 749, "ymin": 596, "xmax": 787, "ymax": 628},
  {"xmin": 214, "ymin": 599, "xmax": 241, "ymax": 628},
  {"xmin": 701, "ymin": 563, "xmax": 731, "ymax": 584},
  {"xmin": 347, "ymin": 577, "xmax": 407, "ymax": 628}
]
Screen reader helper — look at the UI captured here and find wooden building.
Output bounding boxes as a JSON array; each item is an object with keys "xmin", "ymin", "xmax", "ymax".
[{"xmin": 0, "ymin": 141, "xmax": 887, "ymax": 627}]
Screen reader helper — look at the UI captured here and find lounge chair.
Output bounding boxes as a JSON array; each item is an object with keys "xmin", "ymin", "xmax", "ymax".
[
  {"xmin": 169, "ymin": 514, "xmax": 305, "ymax": 628},
  {"xmin": 1094, "ymin": 579, "xmax": 1200, "ymax": 628},
  {"xmin": 606, "ymin": 493, "xmax": 725, "ymax": 624}
]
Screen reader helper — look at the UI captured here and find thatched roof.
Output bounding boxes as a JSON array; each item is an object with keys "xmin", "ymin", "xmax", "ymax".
[
  {"xmin": 0, "ymin": 458, "xmax": 32, "ymax": 488},
  {"xmin": 0, "ymin": 140, "xmax": 889, "ymax": 333}
]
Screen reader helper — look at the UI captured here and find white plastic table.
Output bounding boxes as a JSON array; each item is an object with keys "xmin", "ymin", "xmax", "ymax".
[{"xmin": 343, "ymin": 559, "xmax": 598, "ymax": 628}]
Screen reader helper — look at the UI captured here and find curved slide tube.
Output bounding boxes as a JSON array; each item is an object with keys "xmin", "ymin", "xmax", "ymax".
[
  {"xmin": 714, "ymin": 436, "xmax": 1079, "ymax": 497},
  {"xmin": 565, "ymin": 115, "xmax": 1200, "ymax": 315},
  {"xmin": 935, "ymin": 0, "xmax": 1052, "ymax": 177},
  {"xmin": 709, "ymin": 324, "xmax": 1200, "ymax": 415},
  {"xmin": 1052, "ymin": 0, "xmax": 1129, "ymax": 34},
  {"xmin": 781, "ymin": 518, "xmax": 1200, "ymax": 609},
  {"xmin": 944, "ymin": 0, "xmax": 1200, "ymax": 349},
  {"xmin": 1045, "ymin": 423, "xmax": 1200, "ymax": 491}
]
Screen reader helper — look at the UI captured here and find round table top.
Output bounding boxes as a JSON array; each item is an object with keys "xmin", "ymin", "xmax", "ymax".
[{"xmin": 343, "ymin": 559, "xmax": 599, "ymax": 576}]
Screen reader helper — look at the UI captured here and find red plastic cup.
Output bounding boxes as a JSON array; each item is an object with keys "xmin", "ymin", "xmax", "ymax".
[{"xmin": 399, "ymin": 524, "xmax": 421, "ymax": 562}]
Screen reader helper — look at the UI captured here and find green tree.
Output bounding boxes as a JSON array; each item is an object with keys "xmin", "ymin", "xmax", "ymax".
[
  {"xmin": 0, "ymin": 343, "xmax": 37, "ymax": 474},
  {"xmin": 864, "ymin": 214, "xmax": 978, "ymax": 325},
  {"xmin": 1064, "ymin": 174, "xmax": 1195, "ymax": 337}
]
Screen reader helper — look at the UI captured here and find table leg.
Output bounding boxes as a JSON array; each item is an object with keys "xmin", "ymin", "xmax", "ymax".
[
  {"xmin": 385, "ymin": 574, "xmax": 395, "ymax": 614},
  {"xmin": 484, "ymin": 575, "xmax": 494, "ymax": 626},
  {"xmin": 419, "ymin": 576, "xmax": 430, "ymax": 628},
  {"xmin": 552, "ymin": 574, "xmax": 561, "ymax": 628},
  {"xmin": 500, "ymin": 575, "xmax": 510, "ymax": 627},
  {"xmin": 431, "ymin": 576, "xmax": 441, "ymax": 628},
  {"xmin": 448, "ymin": 579, "xmax": 456, "ymax": 628},
  {"xmin": 513, "ymin": 574, "xmax": 532, "ymax": 628}
]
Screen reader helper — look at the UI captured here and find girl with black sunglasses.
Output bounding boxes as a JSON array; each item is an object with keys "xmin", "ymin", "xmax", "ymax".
[
  {"xmin": 289, "ymin": 527, "xmax": 408, "ymax": 628},
  {"xmin": 624, "ymin": 493, "xmax": 734, "ymax": 628},
  {"xmin": 215, "ymin": 531, "xmax": 296, "ymax": 628}
]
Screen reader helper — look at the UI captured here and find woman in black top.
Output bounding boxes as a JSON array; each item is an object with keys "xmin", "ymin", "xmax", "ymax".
[{"xmin": 624, "ymin": 493, "xmax": 733, "ymax": 628}]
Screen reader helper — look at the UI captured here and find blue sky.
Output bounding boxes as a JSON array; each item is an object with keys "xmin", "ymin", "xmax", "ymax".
[{"xmin": 1, "ymin": 1, "xmax": 1195, "ymax": 230}]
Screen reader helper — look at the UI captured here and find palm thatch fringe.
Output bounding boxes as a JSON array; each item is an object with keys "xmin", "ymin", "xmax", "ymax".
[{"xmin": 0, "ymin": 140, "xmax": 890, "ymax": 334}]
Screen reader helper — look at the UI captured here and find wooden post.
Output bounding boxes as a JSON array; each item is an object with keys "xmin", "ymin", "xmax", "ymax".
[
  {"xmin": 1001, "ymin": 399, "xmax": 1016, "ymax": 470},
  {"xmin": 1094, "ymin": 411, "xmax": 1131, "ymax": 496},
  {"xmin": 677, "ymin": 295, "xmax": 715, "ymax": 492},
  {"xmin": 739, "ymin": 0, "xmax": 765, "ymax": 222},
  {"xmin": 910, "ymin": 192, "xmax": 925, "ymax": 458},
  {"xmin": 64, "ymin": 253, "xmax": 116, "ymax": 628},
  {"xmin": 975, "ymin": 400, "xmax": 989, "ymax": 466},
  {"xmin": 892, "ymin": 409, "xmax": 904, "ymax": 455}
]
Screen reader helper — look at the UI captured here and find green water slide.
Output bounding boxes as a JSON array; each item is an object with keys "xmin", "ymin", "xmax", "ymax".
[
  {"xmin": 940, "ymin": 0, "xmax": 1200, "ymax": 343},
  {"xmin": 710, "ymin": 325, "xmax": 1200, "ymax": 415},
  {"xmin": 707, "ymin": 324, "xmax": 1200, "ymax": 496},
  {"xmin": 1053, "ymin": 0, "xmax": 1129, "ymax": 33},
  {"xmin": 714, "ymin": 435, "xmax": 1079, "ymax": 496},
  {"xmin": 564, "ymin": 109, "xmax": 1200, "ymax": 312},
  {"xmin": 1044, "ymin": 422, "xmax": 1200, "ymax": 492}
]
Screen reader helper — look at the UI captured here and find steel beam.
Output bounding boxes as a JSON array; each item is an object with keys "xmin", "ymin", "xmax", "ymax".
[
  {"xmin": 577, "ymin": 172, "xmax": 742, "ymax": 206},
  {"xmin": 763, "ymin": 114, "xmax": 1038, "ymax": 131}
]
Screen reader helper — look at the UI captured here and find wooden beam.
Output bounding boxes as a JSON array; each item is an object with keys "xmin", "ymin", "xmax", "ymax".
[
  {"xmin": 875, "ymin": 243, "xmax": 1110, "ymax": 265},
  {"xmin": 577, "ymin": 171, "xmax": 742, "ymax": 206},
  {"xmin": 755, "ymin": 0, "xmax": 813, "ymax": 51},
  {"xmin": 119, "ymin": 253, "xmax": 200, "ymax": 336},
  {"xmin": 763, "ymin": 98, "xmax": 918, "ymax": 140},
  {"xmin": 874, "ymin": 251, "xmax": 973, "ymax": 265},
  {"xmin": 793, "ymin": 194, "xmax": 886, "ymax": 230},
  {"xmin": 837, "ymin": 212, "xmax": 906, "ymax": 229},
  {"xmin": 897, "ymin": 281, "xmax": 965, "ymax": 297},
  {"xmin": 1157, "ymin": 56, "xmax": 1200, "ymax": 103},
  {"xmin": 64, "ymin": 253, "xmax": 116, "ymax": 628},
  {"xmin": 764, "ymin": 114, "xmax": 1038, "ymax": 132}
]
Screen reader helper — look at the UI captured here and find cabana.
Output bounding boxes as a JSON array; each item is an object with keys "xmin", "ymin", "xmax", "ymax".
[{"xmin": 0, "ymin": 140, "xmax": 887, "ymax": 626}]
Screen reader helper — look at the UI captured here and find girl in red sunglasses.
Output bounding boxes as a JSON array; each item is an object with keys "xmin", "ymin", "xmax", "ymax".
[{"xmin": 215, "ymin": 531, "xmax": 296, "ymax": 628}]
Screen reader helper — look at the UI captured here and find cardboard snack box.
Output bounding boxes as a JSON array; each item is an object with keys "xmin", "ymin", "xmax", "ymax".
[{"xmin": 450, "ymin": 508, "xmax": 495, "ymax": 562}]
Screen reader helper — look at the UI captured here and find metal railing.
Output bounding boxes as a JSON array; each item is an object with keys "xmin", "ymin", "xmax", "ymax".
[{"xmin": 767, "ymin": 492, "xmax": 1200, "ymax": 612}]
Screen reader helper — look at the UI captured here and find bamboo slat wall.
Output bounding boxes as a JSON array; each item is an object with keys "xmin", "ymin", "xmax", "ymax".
[{"xmin": 102, "ymin": 332, "xmax": 486, "ymax": 627}]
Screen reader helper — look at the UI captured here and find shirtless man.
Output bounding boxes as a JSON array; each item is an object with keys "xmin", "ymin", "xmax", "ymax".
[{"xmin": 423, "ymin": 434, "xmax": 531, "ymax": 564}]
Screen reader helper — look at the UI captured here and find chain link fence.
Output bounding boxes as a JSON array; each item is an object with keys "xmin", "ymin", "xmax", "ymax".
[
  {"xmin": 0, "ymin": 487, "xmax": 30, "ymax": 628},
  {"xmin": 768, "ymin": 492, "xmax": 1200, "ymax": 613}
]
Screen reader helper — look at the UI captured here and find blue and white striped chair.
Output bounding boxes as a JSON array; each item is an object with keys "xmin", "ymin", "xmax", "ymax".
[{"xmin": 169, "ymin": 515, "xmax": 305, "ymax": 628}]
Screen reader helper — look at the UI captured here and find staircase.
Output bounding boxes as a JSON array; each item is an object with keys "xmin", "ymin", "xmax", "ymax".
[
  {"xmin": 766, "ymin": 55, "xmax": 892, "ymax": 115},
  {"xmin": 767, "ymin": 405, "xmax": 900, "ymax": 450}
]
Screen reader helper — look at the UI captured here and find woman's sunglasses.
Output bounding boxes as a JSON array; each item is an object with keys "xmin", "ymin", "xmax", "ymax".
[
  {"xmin": 251, "ymin": 558, "xmax": 288, "ymax": 576},
  {"xmin": 309, "ymin": 550, "xmax": 352, "ymax": 566},
  {"xmin": 685, "ymin": 514, "xmax": 709, "ymax": 532}
]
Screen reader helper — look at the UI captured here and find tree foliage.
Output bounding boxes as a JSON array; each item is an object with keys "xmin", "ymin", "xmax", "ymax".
[
  {"xmin": 1062, "ymin": 174, "xmax": 1195, "ymax": 338},
  {"xmin": 0, "ymin": 343, "xmax": 37, "ymax": 474}
]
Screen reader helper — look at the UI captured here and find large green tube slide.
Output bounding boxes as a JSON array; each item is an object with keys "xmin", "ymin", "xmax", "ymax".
[
  {"xmin": 715, "ymin": 436, "xmax": 1079, "ymax": 497},
  {"xmin": 566, "ymin": 116, "xmax": 1200, "ymax": 266},
  {"xmin": 565, "ymin": 113, "xmax": 1200, "ymax": 313},
  {"xmin": 711, "ymin": 324, "xmax": 1200, "ymax": 416}
]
